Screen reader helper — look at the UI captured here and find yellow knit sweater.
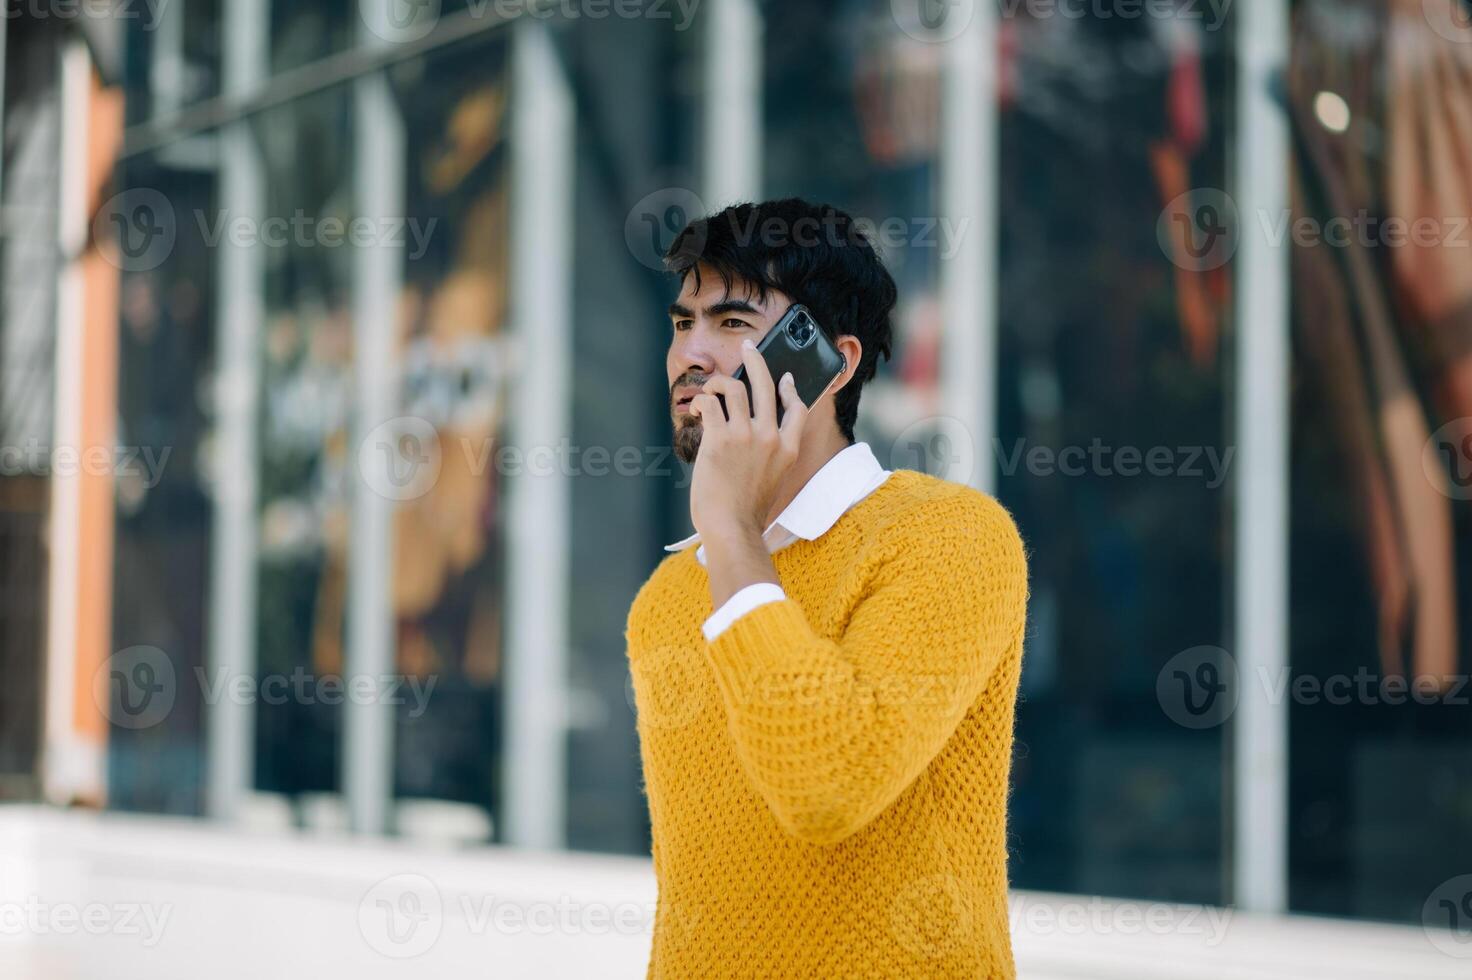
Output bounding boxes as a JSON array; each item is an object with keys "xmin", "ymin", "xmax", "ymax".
[{"xmin": 625, "ymin": 468, "xmax": 1030, "ymax": 979}]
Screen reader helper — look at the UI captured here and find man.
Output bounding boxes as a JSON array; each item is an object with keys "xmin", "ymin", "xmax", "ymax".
[{"xmin": 624, "ymin": 199, "xmax": 1030, "ymax": 978}]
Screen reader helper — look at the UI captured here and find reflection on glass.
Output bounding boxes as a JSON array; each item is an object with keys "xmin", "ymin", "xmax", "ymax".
[
  {"xmin": 1285, "ymin": 0, "xmax": 1472, "ymax": 921},
  {"xmin": 382, "ymin": 34, "xmax": 514, "ymax": 842},
  {"xmin": 995, "ymin": 7, "xmax": 1232, "ymax": 903},
  {"xmin": 763, "ymin": 0, "xmax": 947, "ymax": 469},
  {"xmin": 110, "ymin": 157, "xmax": 220, "ymax": 815},
  {"xmin": 251, "ymin": 90, "xmax": 356, "ymax": 811}
]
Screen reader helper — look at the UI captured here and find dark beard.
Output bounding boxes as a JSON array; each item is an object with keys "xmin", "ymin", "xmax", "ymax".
[{"xmin": 673, "ymin": 416, "xmax": 702, "ymax": 465}]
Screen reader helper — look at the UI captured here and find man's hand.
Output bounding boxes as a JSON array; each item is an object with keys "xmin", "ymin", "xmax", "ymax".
[{"xmin": 687, "ymin": 339, "xmax": 807, "ymax": 543}]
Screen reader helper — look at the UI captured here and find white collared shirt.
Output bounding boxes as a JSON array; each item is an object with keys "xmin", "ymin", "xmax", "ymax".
[{"xmin": 664, "ymin": 441, "xmax": 892, "ymax": 643}]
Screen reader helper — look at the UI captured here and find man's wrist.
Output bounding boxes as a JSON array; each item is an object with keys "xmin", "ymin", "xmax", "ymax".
[{"xmin": 699, "ymin": 519, "xmax": 765, "ymax": 552}]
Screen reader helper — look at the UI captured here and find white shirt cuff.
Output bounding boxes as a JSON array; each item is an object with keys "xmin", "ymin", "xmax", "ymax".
[{"xmin": 702, "ymin": 583, "xmax": 787, "ymax": 643}]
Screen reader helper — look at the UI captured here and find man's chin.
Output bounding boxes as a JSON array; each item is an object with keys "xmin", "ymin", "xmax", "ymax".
[{"xmin": 673, "ymin": 422, "xmax": 701, "ymax": 465}]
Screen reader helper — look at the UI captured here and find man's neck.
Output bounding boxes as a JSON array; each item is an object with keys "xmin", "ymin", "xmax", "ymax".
[{"xmin": 760, "ymin": 428, "xmax": 854, "ymax": 530}]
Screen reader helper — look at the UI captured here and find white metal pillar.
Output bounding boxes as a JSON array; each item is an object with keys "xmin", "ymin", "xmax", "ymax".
[
  {"xmin": 206, "ymin": 0, "xmax": 267, "ymax": 823},
  {"xmin": 345, "ymin": 1, "xmax": 409, "ymax": 836},
  {"xmin": 42, "ymin": 40, "xmax": 96, "ymax": 806},
  {"xmin": 502, "ymin": 18, "xmax": 575, "ymax": 849},
  {"xmin": 703, "ymin": 0, "xmax": 762, "ymax": 206},
  {"xmin": 940, "ymin": 3, "xmax": 999, "ymax": 494},
  {"xmin": 1232, "ymin": 0, "xmax": 1291, "ymax": 913}
]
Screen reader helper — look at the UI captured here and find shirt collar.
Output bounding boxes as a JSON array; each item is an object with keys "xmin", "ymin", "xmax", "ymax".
[{"xmin": 663, "ymin": 441, "xmax": 890, "ymax": 560}]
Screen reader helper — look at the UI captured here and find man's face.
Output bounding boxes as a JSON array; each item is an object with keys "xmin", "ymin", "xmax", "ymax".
[{"xmin": 666, "ymin": 264, "xmax": 794, "ymax": 464}]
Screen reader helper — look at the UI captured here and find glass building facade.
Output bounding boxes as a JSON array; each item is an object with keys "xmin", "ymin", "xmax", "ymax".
[{"xmin": 2, "ymin": 0, "xmax": 1470, "ymax": 932}]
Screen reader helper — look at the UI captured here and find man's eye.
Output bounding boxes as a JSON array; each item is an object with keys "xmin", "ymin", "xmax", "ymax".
[
  {"xmin": 724, "ymin": 318, "xmax": 748, "ymax": 329},
  {"xmin": 674, "ymin": 320, "xmax": 692, "ymax": 331}
]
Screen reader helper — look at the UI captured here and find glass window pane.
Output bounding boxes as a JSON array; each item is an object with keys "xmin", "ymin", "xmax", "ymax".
[
  {"xmin": 109, "ymin": 149, "xmax": 220, "ymax": 815},
  {"xmin": 250, "ymin": 89, "xmax": 357, "ymax": 808},
  {"xmin": 380, "ymin": 32, "xmax": 515, "ymax": 843},
  {"xmin": 763, "ymin": 0, "xmax": 948, "ymax": 462},
  {"xmin": 996, "ymin": 8, "xmax": 1234, "ymax": 903},
  {"xmin": 1285, "ymin": 0, "xmax": 1472, "ymax": 921}
]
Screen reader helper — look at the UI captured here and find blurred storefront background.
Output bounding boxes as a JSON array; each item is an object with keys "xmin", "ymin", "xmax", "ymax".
[{"xmin": 2, "ymin": 0, "xmax": 1471, "ymax": 965}]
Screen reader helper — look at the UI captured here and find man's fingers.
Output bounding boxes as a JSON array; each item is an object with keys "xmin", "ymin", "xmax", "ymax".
[
  {"xmin": 777, "ymin": 372, "xmax": 807, "ymax": 456},
  {"xmin": 690, "ymin": 392, "xmax": 726, "ymax": 431},
  {"xmin": 699, "ymin": 375, "xmax": 751, "ymax": 431},
  {"xmin": 739, "ymin": 340, "xmax": 778, "ymax": 433}
]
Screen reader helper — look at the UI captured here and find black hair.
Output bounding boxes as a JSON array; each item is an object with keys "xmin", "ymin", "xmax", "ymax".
[{"xmin": 663, "ymin": 198, "xmax": 897, "ymax": 443}]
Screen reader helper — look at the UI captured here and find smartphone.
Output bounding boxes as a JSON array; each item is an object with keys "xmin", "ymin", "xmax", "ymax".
[{"xmin": 718, "ymin": 304, "xmax": 847, "ymax": 426}]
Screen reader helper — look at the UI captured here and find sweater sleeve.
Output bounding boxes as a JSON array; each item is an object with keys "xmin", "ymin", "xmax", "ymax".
[{"xmin": 701, "ymin": 490, "xmax": 1029, "ymax": 845}]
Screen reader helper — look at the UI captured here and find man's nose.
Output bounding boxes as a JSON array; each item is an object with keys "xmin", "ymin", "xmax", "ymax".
[{"xmin": 676, "ymin": 329, "xmax": 722, "ymax": 374}]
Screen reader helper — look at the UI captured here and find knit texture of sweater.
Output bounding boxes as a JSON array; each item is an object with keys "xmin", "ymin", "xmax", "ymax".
[{"xmin": 624, "ymin": 467, "xmax": 1031, "ymax": 979}]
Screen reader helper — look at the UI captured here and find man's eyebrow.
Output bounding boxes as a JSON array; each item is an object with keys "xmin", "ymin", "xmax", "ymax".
[
  {"xmin": 667, "ymin": 299, "xmax": 762, "ymax": 320},
  {"xmin": 706, "ymin": 300, "xmax": 761, "ymax": 317}
]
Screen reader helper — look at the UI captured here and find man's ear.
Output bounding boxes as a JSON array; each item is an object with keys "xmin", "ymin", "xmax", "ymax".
[{"xmin": 833, "ymin": 336, "xmax": 862, "ymax": 392}]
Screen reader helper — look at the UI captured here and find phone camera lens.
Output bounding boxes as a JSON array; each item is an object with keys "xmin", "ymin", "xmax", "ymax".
[{"xmin": 789, "ymin": 314, "xmax": 814, "ymax": 345}]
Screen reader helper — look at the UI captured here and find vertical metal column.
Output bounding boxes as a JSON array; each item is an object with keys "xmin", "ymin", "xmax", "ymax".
[
  {"xmin": 345, "ymin": 1, "xmax": 408, "ymax": 836},
  {"xmin": 43, "ymin": 40, "xmax": 94, "ymax": 805},
  {"xmin": 1232, "ymin": 0, "xmax": 1291, "ymax": 913},
  {"xmin": 206, "ymin": 0, "xmax": 267, "ymax": 822},
  {"xmin": 502, "ymin": 18, "xmax": 575, "ymax": 849},
  {"xmin": 940, "ymin": 3, "xmax": 999, "ymax": 494},
  {"xmin": 703, "ymin": 0, "xmax": 762, "ymax": 206}
]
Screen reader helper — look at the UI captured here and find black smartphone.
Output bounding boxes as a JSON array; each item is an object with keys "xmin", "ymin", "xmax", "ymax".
[{"xmin": 718, "ymin": 304, "xmax": 847, "ymax": 426}]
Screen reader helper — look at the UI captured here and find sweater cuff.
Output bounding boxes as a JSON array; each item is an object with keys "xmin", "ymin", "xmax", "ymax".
[
  {"xmin": 702, "ymin": 582, "xmax": 787, "ymax": 643},
  {"xmin": 704, "ymin": 596, "xmax": 816, "ymax": 684}
]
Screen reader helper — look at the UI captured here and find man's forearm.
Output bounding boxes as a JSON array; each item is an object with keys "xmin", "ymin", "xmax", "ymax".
[{"xmin": 702, "ymin": 524, "xmax": 781, "ymax": 611}]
